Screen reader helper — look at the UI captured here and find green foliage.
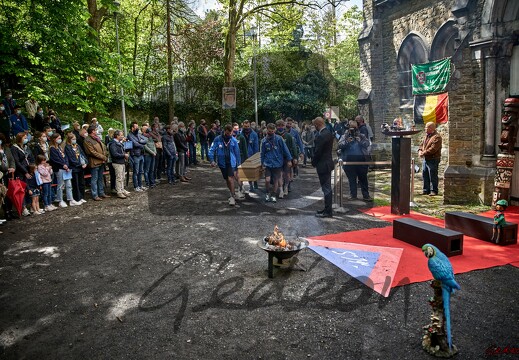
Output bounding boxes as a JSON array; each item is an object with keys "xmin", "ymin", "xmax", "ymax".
[{"xmin": 0, "ymin": 0, "xmax": 118, "ymax": 114}]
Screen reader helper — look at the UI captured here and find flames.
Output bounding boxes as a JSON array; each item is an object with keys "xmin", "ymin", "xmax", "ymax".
[{"xmin": 265, "ymin": 225, "xmax": 291, "ymax": 249}]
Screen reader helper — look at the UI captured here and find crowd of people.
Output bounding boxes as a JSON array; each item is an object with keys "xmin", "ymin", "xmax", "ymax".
[{"xmin": 0, "ymin": 89, "xmax": 384, "ymax": 222}]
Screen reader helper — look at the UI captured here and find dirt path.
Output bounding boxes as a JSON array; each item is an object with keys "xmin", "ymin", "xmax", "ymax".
[{"xmin": 0, "ymin": 163, "xmax": 517, "ymax": 359}]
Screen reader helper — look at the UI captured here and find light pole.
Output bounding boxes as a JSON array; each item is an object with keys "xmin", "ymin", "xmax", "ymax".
[
  {"xmin": 114, "ymin": 1, "xmax": 127, "ymax": 136},
  {"xmin": 250, "ymin": 26, "xmax": 258, "ymax": 125}
]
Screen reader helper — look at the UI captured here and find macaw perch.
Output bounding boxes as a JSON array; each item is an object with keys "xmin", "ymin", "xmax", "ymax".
[{"xmin": 422, "ymin": 244, "xmax": 460, "ymax": 358}]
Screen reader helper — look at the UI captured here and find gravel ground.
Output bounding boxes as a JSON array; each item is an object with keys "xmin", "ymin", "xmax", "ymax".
[{"xmin": 0, "ymin": 163, "xmax": 518, "ymax": 359}]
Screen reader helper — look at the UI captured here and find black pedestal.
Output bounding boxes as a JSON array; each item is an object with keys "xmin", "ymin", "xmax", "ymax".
[{"xmin": 391, "ymin": 137, "xmax": 412, "ymax": 215}]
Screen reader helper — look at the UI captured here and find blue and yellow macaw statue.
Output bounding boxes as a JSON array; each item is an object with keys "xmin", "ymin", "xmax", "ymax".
[{"xmin": 422, "ymin": 244, "xmax": 461, "ymax": 349}]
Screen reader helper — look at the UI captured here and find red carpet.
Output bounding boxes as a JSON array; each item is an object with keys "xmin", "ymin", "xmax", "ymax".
[{"xmin": 310, "ymin": 206, "xmax": 519, "ymax": 288}]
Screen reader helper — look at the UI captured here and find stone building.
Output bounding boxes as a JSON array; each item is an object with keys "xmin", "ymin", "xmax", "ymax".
[{"xmin": 358, "ymin": 0, "xmax": 519, "ymax": 205}]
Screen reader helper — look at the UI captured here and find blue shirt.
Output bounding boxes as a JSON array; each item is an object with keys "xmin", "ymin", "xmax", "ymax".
[
  {"xmin": 260, "ymin": 134, "xmax": 292, "ymax": 168},
  {"xmin": 209, "ymin": 135, "xmax": 241, "ymax": 169}
]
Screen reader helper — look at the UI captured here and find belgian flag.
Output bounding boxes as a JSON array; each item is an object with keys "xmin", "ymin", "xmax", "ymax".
[{"xmin": 413, "ymin": 93, "xmax": 449, "ymax": 124}]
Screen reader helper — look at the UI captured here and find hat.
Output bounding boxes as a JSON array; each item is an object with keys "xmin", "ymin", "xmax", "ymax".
[
  {"xmin": 496, "ymin": 199, "xmax": 508, "ymax": 207},
  {"xmin": 108, "ymin": 127, "xmax": 114, "ymax": 132}
]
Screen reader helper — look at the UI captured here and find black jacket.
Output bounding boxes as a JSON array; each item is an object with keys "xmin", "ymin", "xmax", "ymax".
[
  {"xmin": 109, "ymin": 140, "xmax": 126, "ymax": 164},
  {"xmin": 173, "ymin": 131, "xmax": 188, "ymax": 153},
  {"xmin": 312, "ymin": 128, "xmax": 334, "ymax": 174}
]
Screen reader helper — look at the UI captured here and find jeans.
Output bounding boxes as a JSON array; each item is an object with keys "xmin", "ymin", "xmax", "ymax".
[
  {"xmin": 144, "ymin": 155, "xmax": 155, "ymax": 186},
  {"xmin": 343, "ymin": 165, "xmax": 370, "ymax": 199},
  {"xmin": 200, "ymin": 141, "xmax": 209, "ymax": 161},
  {"xmin": 41, "ymin": 182, "xmax": 52, "ymax": 207},
  {"xmin": 165, "ymin": 156, "xmax": 176, "ymax": 182},
  {"xmin": 90, "ymin": 165, "xmax": 105, "ymax": 198},
  {"xmin": 188, "ymin": 142, "xmax": 197, "ymax": 165},
  {"xmin": 56, "ymin": 169, "xmax": 73, "ymax": 202},
  {"xmin": 131, "ymin": 155, "xmax": 144, "ymax": 189},
  {"xmin": 422, "ymin": 158, "xmax": 440, "ymax": 194}
]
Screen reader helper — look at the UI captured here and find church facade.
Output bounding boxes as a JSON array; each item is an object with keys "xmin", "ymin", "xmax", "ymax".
[{"xmin": 358, "ymin": 0, "xmax": 519, "ymax": 204}]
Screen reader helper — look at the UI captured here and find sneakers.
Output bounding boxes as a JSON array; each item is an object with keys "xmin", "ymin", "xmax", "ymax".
[
  {"xmin": 22, "ymin": 208, "xmax": 31, "ymax": 216},
  {"xmin": 271, "ymin": 196, "xmax": 277, "ymax": 203},
  {"xmin": 236, "ymin": 190, "xmax": 245, "ymax": 200},
  {"xmin": 79, "ymin": 199, "xmax": 87, "ymax": 204},
  {"xmin": 70, "ymin": 200, "xmax": 82, "ymax": 206},
  {"xmin": 283, "ymin": 185, "xmax": 288, "ymax": 196},
  {"xmin": 265, "ymin": 194, "xmax": 271, "ymax": 202},
  {"xmin": 58, "ymin": 201, "xmax": 68, "ymax": 208},
  {"xmin": 141, "ymin": 186, "xmax": 149, "ymax": 191},
  {"xmin": 117, "ymin": 193, "xmax": 127, "ymax": 199},
  {"xmin": 228, "ymin": 196, "xmax": 236, "ymax": 206},
  {"xmin": 45, "ymin": 205, "xmax": 55, "ymax": 212},
  {"xmin": 278, "ymin": 189, "xmax": 284, "ymax": 199},
  {"xmin": 123, "ymin": 190, "xmax": 131, "ymax": 196},
  {"xmin": 135, "ymin": 187, "xmax": 144, "ymax": 192}
]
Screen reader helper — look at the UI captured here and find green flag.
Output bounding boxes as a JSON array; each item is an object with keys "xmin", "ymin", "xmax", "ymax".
[{"xmin": 412, "ymin": 58, "xmax": 451, "ymax": 95}]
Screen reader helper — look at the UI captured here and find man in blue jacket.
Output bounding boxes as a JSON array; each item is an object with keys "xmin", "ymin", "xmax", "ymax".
[
  {"xmin": 127, "ymin": 121, "xmax": 148, "ymax": 191},
  {"xmin": 240, "ymin": 120, "xmax": 259, "ymax": 191},
  {"xmin": 209, "ymin": 124, "xmax": 242, "ymax": 206},
  {"xmin": 9, "ymin": 105, "xmax": 28, "ymax": 136},
  {"xmin": 260, "ymin": 123, "xmax": 292, "ymax": 203}
]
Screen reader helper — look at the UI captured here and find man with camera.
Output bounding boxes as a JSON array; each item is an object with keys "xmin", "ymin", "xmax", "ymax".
[{"xmin": 338, "ymin": 120, "xmax": 373, "ymax": 201}]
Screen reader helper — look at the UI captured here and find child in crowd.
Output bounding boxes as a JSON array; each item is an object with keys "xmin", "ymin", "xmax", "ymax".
[
  {"xmin": 36, "ymin": 155, "xmax": 56, "ymax": 212},
  {"xmin": 26, "ymin": 164, "xmax": 43, "ymax": 215}
]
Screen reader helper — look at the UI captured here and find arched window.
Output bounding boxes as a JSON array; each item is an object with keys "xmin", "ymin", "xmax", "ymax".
[
  {"xmin": 397, "ymin": 33, "xmax": 429, "ymax": 108},
  {"xmin": 431, "ymin": 20, "xmax": 458, "ymax": 61}
]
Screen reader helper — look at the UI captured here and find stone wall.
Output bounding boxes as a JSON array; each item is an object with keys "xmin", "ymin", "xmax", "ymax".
[{"xmin": 359, "ymin": 0, "xmax": 513, "ymax": 205}]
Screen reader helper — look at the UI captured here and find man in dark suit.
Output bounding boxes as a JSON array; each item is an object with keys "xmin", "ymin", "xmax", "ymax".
[{"xmin": 312, "ymin": 117, "xmax": 334, "ymax": 217}]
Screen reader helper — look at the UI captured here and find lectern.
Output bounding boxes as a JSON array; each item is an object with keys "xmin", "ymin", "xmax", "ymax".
[{"xmin": 383, "ymin": 130, "xmax": 421, "ymax": 214}]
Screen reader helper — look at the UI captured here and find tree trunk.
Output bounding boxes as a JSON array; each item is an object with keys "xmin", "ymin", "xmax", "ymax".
[{"xmin": 166, "ymin": 0, "xmax": 175, "ymax": 121}]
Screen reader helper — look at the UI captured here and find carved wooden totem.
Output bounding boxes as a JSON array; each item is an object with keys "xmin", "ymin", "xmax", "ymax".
[{"xmin": 493, "ymin": 98, "xmax": 519, "ymax": 208}]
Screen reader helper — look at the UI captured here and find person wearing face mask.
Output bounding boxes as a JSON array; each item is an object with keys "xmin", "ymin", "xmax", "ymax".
[
  {"xmin": 231, "ymin": 123, "xmax": 247, "ymax": 199},
  {"xmin": 127, "ymin": 121, "xmax": 148, "ymax": 191},
  {"xmin": 48, "ymin": 110, "xmax": 63, "ymax": 137},
  {"xmin": 32, "ymin": 107, "xmax": 45, "ymax": 132},
  {"xmin": 240, "ymin": 120, "xmax": 259, "ymax": 191},
  {"xmin": 91, "ymin": 117, "xmax": 104, "ymax": 138},
  {"xmin": 84, "ymin": 125, "xmax": 110, "ymax": 201},
  {"xmin": 0, "ymin": 133, "xmax": 16, "ymax": 220},
  {"xmin": 173, "ymin": 121, "xmax": 190, "ymax": 182},
  {"xmin": 2, "ymin": 89, "xmax": 16, "ymax": 116},
  {"xmin": 11, "ymin": 132, "xmax": 34, "ymax": 216},
  {"xmin": 142, "ymin": 123, "xmax": 157, "ymax": 188},
  {"xmin": 275, "ymin": 119, "xmax": 298, "ymax": 199},
  {"xmin": 65, "ymin": 132, "xmax": 88, "ymax": 204},
  {"xmin": 0, "ymin": 103, "xmax": 11, "ymax": 139},
  {"xmin": 162, "ymin": 125, "xmax": 178, "ymax": 185},
  {"xmin": 209, "ymin": 124, "xmax": 242, "ymax": 206},
  {"xmin": 49, "ymin": 133, "xmax": 81, "ymax": 207},
  {"xmin": 9, "ymin": 105, "xmax": 29, "ymax": 137},
  {"xmin": 32, "ymin": 131, "xmax": 50, "ymax": 160},
  {"xmin": 260, "ymin": 123, "xmax": 292, "ymax": 203},
  {"xmin": 197, "ymin": 119, "xmax": 209, "ymax": 162},
  {"xmin": 285, "ymin": 117, "xmax": 304, "ymax": 178}
]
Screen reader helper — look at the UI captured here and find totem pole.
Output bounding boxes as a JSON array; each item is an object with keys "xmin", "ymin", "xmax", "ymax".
[{"xmin": 492, "ymin": 98, "xmax": 519, "ymax": 208}]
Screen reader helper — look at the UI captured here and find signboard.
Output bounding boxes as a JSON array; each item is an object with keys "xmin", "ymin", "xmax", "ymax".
[
  {"xmin": 411, "ymin": 58, "xmax": 451, "ymax": 95},
  {"xmin": 222, "ymin": 87, "xmax": 236, "ymax": 109},
  {"xmin": 324, "ymin": 106, "xmax": 340, "ymax": 120}
]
